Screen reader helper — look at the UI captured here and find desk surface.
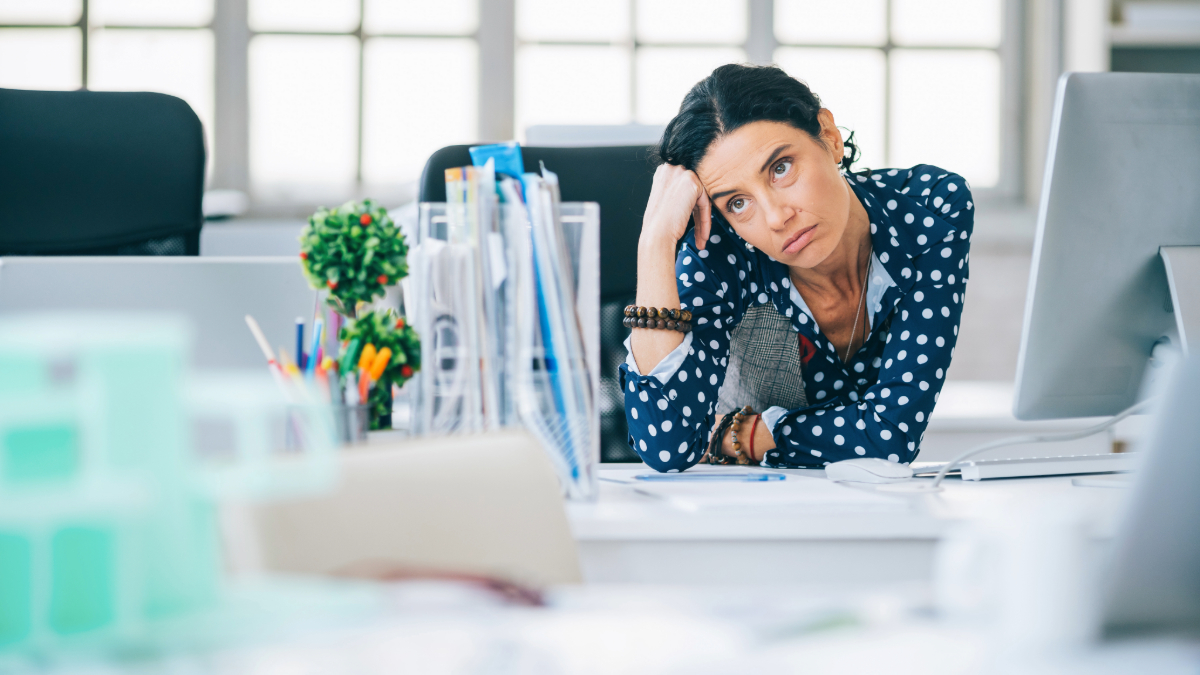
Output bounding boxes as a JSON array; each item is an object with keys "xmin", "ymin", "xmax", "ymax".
[
  {"xmin": 569, "ymin": 464, "xmax": 1127, "ymax": 542},
  {"xmin": 568, "ymin": 464, "xmax": 1128, "ymax": 585}
]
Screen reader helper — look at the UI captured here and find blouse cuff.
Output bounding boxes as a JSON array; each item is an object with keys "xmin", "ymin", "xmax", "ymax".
[
  {"xmin": 623, "ymin": 331, "xmax": 694, "ymax": 385},
  {"xmin": 760, "ymin": 406, "xmax": 788, "ymax": 434}
]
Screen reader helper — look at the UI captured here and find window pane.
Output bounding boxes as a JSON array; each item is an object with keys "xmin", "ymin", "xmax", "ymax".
[
  {"xmin": 248, "ymin": 0, "xmax": 359, "ymax": 33},
  {"xmin": 636, "ymin": 47, "xmax": 743, "ymax": 124},
  {"xmin": 0, "ymin": 28, "xmax": 80, "ymax": 89},
  {"xmin": 249, "ymin": 35, "xmax": 358, "ymax": 185},
  {"xmin": 89, "ymin": 29, "xmax": 214, "ymax": 165},
  {"xmin": 516, "ymin": 0, "xmax": 629, "ymax": 42},
  {"xmin": 775, "ymin": 47, "xmax": 885, "ymax": 170},
  {"xmin": 516, "ymin": 45, "xmax": 630, "ymax": 134},
  {"xmin": 892, "ymin": 0, "xmax": 1002, "ymax": 48},
  {"xmin": 362, "ymin": 38, "xmax": 477, "ymax": 184},
  {"xmin": 364, "ymin": 0, "xmax": 477, "ymax": 35},
  {"xmin": 637, "ymin": 0, "xmax": 747, "ymax": 44},
  {"xmin": 0, "ymin": 0, "xmax": 80, "ymax": 24},
  {"xmin": 889, "ymin": 49, "xmax": 1000, "ymax": 187},
  {"xmin": 774, "ymin": 0, "xmax": 885, "ymax": 46},
  {"xmin": 90, "ymin": 0, "xmax": 212, "ymax": 27}
]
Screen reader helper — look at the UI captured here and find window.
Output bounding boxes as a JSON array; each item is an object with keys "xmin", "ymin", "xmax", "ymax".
[
  {"xmin": 776, "ymin": 0, "xmax": 1003, "ymax": 188},
  {"xmin": 247, "ymin": 0, "xmax": 479, "ymax": 201},
  {"xmin": 515, "ymin": 0, "xmax": 748, "ymax": 132},
  {"xmin": 0, "ymin": 0, "xmax": 1015, "ymax": 210}
]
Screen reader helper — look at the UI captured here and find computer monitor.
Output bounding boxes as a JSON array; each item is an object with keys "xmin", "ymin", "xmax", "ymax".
[
  {"xmin": 0, "ymin": 257, "xmax": 317, "ymax": 370},
  {"xmin": 1013, "ymin": 72, "xmax": 1200, "ymax": 420}
]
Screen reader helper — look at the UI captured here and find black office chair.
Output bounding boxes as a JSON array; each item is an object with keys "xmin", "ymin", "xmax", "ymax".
[
  {"xmin": 0, "ymin": 88, "xmax": 206, "ymax": 255},
  {"xmin": 419, "ymin": 145, "xmax": 658, "ymax": 462}
]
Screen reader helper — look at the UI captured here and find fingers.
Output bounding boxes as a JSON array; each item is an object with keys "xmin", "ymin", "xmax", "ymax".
[
  {"xmin": 644, "ymin": 164, "xmax": 713, "ymax": 249},
  {"xmin": 694, "ymin": 187, "xmax": 712, "ymax": 251}
]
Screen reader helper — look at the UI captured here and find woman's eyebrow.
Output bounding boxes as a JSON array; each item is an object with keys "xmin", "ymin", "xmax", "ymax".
[
  {"xmin": 707, "ymin": 143, "xmax": 794, "ymax": 202},
  {"xmin": 759, "ymin": 144, "xmax": 792, "ymax": 173}
]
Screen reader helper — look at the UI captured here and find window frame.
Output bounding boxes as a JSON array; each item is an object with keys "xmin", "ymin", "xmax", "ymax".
[
  {"xmin": 505, "ymin": 0, "xmax": 1023, "ymax": 201},
  {"xmin": 513, "ymin": 0, "xmax": 751, "ymax": 132},
  {"xmin": 0, "ymin": 0, "xmax": 1023, "ymax": 214},
  {"xmin": 768, "ymin": 0, "xmax": 1023, "ymax": 200}
]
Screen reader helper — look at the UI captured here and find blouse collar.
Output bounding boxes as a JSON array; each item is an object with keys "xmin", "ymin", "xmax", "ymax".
[{"xmin": 845, "ymin": 171, "xmax": 959, "ymax": 296}]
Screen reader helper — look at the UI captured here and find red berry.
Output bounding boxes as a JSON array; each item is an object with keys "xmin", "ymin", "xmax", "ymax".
[
  {"xmin": 327, "ymin": 279, "xmax": 338, "ymax": 289},
  {"xmin": 360, "ymin": 213, "xmax": 372, "ymax": 225},
  {"xmin": 299, "ymin": 251, "xmax": 308, "ymax": 260},
  {"xmin": 377, "ymin": 274, "xmax": 388, "ymax": 285},
  {"xmin": 400, "ymin": 365, "xmax": 413, "ymax": 378},
  {"xmin": 395, "ymin": 318, "xmax": 405, "ymax": 329}
]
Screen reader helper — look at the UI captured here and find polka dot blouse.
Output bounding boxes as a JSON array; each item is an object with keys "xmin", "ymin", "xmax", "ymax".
[{"xmin": 620, "ymin": 165, "xmax": 974, "ymax": 471}]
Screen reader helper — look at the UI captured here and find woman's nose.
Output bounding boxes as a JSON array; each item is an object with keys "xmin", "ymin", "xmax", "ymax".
[{"xmin": 761, "ymin": 194, "xmax": 793, "ymax": 231}]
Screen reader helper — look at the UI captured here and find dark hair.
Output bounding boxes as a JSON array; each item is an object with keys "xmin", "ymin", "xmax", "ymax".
[{"xmin": 656, "ymin": 63, "xmax": 860, "ymax": 173}]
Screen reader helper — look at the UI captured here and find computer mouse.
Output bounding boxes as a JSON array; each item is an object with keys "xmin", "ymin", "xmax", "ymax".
[{"xmin": 825, "ymin": 457, "xmax": 914, "ymax": 484}]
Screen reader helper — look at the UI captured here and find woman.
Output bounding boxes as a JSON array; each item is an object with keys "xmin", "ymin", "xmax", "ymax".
[{"xmin": 621, "ymin": 64, "xmax": 973, "ymax": 471}]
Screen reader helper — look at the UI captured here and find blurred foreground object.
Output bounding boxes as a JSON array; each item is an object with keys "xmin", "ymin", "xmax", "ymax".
[
  {"xmin": 0, "ymin": 314, "xmax": 336, "ymax": 654},
  {"xmin": 245, "ymin": 430, "xmax": 582, "ymax": 587}
]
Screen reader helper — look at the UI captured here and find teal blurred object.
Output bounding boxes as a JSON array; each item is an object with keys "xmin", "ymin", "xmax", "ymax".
[{"xmin": 0, "ymin": 314, "xmax": 339, "ymax": 653}]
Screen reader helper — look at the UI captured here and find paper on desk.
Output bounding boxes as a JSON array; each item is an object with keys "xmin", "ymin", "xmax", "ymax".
[{"xmin": 633, "ymin": 475, "xmax": 910, "ymax": 513}]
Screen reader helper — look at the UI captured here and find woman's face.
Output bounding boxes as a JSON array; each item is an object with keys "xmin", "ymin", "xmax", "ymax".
[{"xmin": 696, "ymin": 113, "xmax": 855, "ymax": 270}]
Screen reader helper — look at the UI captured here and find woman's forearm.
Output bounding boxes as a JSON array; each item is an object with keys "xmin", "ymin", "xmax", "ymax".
[{"xmin": 629, "ymin": 232, "xmax": 685, "ymax": 374}]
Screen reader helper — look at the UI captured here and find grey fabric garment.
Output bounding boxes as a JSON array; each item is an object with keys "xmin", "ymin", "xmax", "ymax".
[{"xmin": 716, "ymin": 303, "xmax": 808, "ymax": 415}]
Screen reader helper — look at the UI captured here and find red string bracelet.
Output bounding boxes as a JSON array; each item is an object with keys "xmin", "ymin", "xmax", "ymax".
[{"xmin": 748, "ymin": 414, "xmax": 760, "ymax": 463}]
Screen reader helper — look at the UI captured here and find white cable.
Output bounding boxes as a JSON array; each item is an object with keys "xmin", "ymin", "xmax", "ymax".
[{"xmin": 924, "ymin": 398, "xmax": 1156, "ymax": 490}]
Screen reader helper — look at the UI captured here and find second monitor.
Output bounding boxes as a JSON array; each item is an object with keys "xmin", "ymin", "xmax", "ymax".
[{"xmin": 1014, "ymin": 72, "xmax": 1200, "ymax": 420}]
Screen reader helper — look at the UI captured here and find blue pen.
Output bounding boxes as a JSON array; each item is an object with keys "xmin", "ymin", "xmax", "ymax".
[
  {"xmin": 306, "ymin": 318, "xmax": 323, "ymax": 379},
  {"xmin": 295, "ymin": 318, "xmax": 305, "ymax": 371},
  {"xmin": 633, "ymin": 472, "xmax": 787, "ymax": 482}
]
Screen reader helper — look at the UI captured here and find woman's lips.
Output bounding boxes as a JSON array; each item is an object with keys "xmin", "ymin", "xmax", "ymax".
[{"xmin": 782, "ymin": 225, "xmax": 816, "ymax": 255}]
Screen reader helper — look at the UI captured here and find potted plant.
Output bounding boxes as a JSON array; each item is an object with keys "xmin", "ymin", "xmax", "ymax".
[{"xmin": 299, "ymin": 199, "xmax": 420, "ymax": 430}]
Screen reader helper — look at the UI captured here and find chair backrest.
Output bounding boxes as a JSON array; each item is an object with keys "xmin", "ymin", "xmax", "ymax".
[
  {"xmin": 246, "ymin": 430, "xmax": 583, "ymax": 586},
  {"xmin": 0, "ymin": 88, "xmax": 206, "ymax": 255},
  {"xmin": 419, "ymin": 145, "xmax": 658, "ymax": 461}
]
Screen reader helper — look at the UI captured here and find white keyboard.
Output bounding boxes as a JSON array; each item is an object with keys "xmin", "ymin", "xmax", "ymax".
[{"xmin": 911, "ymin": 453, "xmax": 1138, "ymax": 481}]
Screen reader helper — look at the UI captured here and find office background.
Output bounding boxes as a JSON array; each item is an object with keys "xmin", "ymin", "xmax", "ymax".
[{"xmin": 0, "ymin": 0, "xmax": 1190, "ymax": 383}]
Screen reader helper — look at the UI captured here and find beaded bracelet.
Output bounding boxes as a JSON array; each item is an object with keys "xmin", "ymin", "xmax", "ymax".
[
  {"xmin": 622, "ymin": 305, "xmax": 693, "ymax": 332},
  {"xmin": 703, "ymin": 406, "xmax": 755, "ymax": 465}
]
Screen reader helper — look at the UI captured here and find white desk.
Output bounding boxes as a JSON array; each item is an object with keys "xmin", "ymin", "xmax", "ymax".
[{"xmin": 568, "ymin": 464, "xmax": 1127, "ymax": 585}]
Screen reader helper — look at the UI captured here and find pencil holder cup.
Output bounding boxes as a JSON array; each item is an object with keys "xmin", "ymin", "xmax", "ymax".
[
  {"xmin": 284, "ymin": 403, "xmax": 366, "ymax": 450},
  {"xmin": 334, "ymin": 404, "xmax": 370, "ymax": 445}
]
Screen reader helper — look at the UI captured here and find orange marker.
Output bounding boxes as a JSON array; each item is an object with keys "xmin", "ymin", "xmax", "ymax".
[
  {"xmin": 358, "ymin": 343, "xmax": 377, "ymax": 372},
  {"xmin": 368, "ymin": 347, "xmax": 392, "ymax": 382}
]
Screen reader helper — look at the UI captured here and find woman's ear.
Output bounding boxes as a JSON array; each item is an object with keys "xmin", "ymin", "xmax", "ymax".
[{"xmin": 817, "ymin": 109, "xmax": 843, "ymax": 164}]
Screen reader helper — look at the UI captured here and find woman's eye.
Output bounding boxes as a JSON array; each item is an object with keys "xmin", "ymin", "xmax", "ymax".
[
  {"xmin": 773, "ymin": 160, "xmax": 792, "ymax": 177},
  {"xmin": 728, "ymin": 197, "xmax": 748, "ymax": 214}
]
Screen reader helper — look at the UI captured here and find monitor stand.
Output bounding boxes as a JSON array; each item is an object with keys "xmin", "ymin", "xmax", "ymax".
[{"xmin": 1160, "ymin": 246, "xmax": 1200, "ymax": 357}]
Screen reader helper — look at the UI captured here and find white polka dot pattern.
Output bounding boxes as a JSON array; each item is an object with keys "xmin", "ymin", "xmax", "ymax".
[{"xmin": 618, "ymin": 165, "xmax": 973, "ymax": 471}]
